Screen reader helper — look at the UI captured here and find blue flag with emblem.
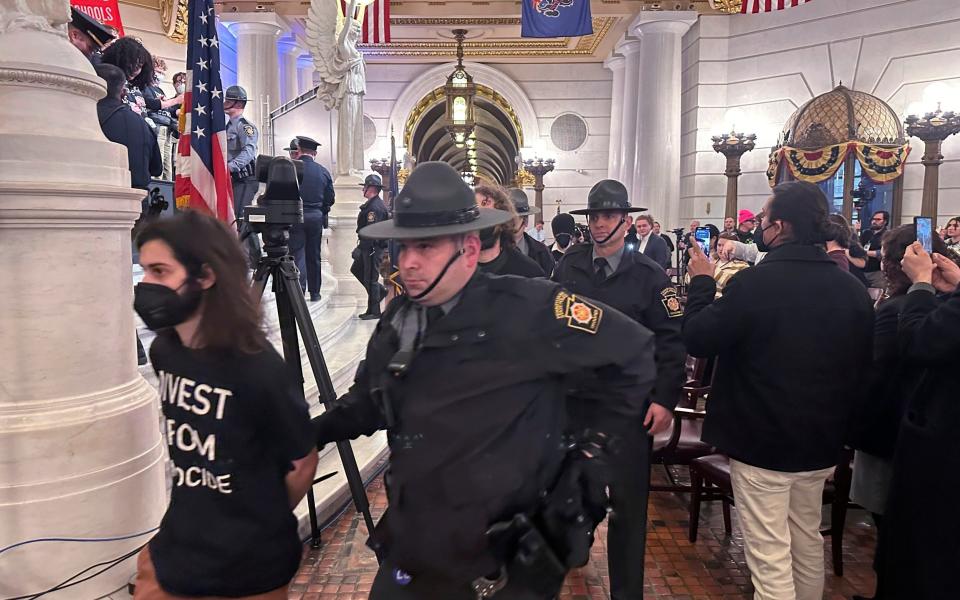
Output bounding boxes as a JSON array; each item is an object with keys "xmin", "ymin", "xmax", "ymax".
[{"xmin": 520, "ymin": 0, "xmax": 593, "ymax": 38}]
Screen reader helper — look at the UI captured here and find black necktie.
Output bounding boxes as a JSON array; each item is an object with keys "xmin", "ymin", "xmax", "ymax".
[{"xmin": 593, "ymin": 257, "xmax": 609, "ymax": 286}]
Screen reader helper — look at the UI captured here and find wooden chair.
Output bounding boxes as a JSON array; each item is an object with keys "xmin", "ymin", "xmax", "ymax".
[
  {"xmin": 650, "ymin": 357, "xmax": 717, "ymax": 493},
  {"xmin": 688, "ymin": 447, "xmax": 855, "ymax": 576}
]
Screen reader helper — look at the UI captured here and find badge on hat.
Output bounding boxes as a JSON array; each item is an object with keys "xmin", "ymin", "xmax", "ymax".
[
  {"xmin": 554, "ymin": 291, "xmax": 603, "ymax": 334},
  {"xmin": 660, "ymin": 287, "xmax": 683, "ymax": 318},
  {"xmin": 243, "ymin": 124, "xmax": 255, "ymax": 136}
]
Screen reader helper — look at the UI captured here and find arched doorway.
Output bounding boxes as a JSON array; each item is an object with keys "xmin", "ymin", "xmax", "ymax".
[{"xmin": 405, "ymin": 84, "xmax": 524, "ymax": 185}]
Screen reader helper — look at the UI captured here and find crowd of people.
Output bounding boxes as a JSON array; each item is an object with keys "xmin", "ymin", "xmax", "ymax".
[{"xmin": 127, "ymin": 140, "xmax": 960, "ymax": 600}]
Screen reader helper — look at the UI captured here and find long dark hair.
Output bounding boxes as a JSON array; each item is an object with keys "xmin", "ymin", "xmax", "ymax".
[
  {"xmin": 101, "ymin": 37, "xmax": 154, "ymax": 90},
  {"xmin": 768, "ymin": 181, "xmax": 830, "ymax": 245},
  {"xmin": 881, "ymin": 224, "xmax": 956, "ymax": 297},
  {"xmin": 825, "ymin": 214, "xmax": 853, "ymax": 248},
  {"xmin": 137, "ymin": 211, "xmax": 268, "ymax": 354}
]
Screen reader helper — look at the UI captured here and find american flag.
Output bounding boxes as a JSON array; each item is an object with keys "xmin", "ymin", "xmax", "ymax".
[
  {"xmin": 175, "ymin": 0, "xmax": 234, "ymax": 222},
  {"xmin": 340, "ymin": 0, "xmax": 390, "ymax": 44},
  {"xmin": 741, "ymin": 0, "xmax": 812, "ymax": 12}
]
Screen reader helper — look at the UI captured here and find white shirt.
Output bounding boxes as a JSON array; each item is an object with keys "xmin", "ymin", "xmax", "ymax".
[
  {"xmin": 529, "ymin": 227, "xmax": 546, "ymax": 243},
  {"xmin": 638, "ymin": 233, "xmax": 651, "ymax": 254}
]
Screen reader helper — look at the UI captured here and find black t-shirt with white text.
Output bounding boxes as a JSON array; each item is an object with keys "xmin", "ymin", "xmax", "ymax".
[{"xmin": 148, "ymin": 333, "xmax": 315, "ymax": 596}]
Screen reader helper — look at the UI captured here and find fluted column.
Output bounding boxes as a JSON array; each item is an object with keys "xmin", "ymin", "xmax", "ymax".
[
  {"xmin": 278, "ymin": 39, "xmax": 302, "ymax": 105},
  {"xmin": 228, "ymin": 20, "xmax": 282, "ymax": 134},
  {"xmin": 629, "ymin": 12, "xmax": 696, "ymax": 229},
  {"xmin": 616, "ymin": 39, "xmax": 642, "ymax": 193},
  {"xmin": 604, "ymin": 54, "xmax": 625, "ymax": 180},
  {"xmin": 0, "ymin": 3, "xmax": 165, "ymax": 597},
  {"xmin": 297, "ymin": 55, "xmax": 316, "ymax": 95}
]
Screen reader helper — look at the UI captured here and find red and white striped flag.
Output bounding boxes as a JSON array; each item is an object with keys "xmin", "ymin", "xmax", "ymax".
[
  {"xmin": 175, "ymin": 0, "xmax": 234, "ymax": 223},
  {"xmin": 741, "ymin": 0, "xmax": 812, "ymax": 13},
  {"xmin": 340, "ymin": 0, "xmax": 390, "ymax": 44}
]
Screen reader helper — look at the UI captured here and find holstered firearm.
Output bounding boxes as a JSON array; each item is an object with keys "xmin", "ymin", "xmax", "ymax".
[{"xmin": 232, "ymin": 161, "xmax": 255, "ymax": 181}]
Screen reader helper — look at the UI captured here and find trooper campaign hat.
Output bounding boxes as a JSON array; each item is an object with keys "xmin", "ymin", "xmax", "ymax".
[
  {"xmin": 295, "ymin": 136, "xmax": 321, "ymax": 151},
  {"xmin": 70, "ymin": 7, "xmax": 116, "ymax": 49},
  {"xmin": 224, "ymin": 85, "xmax": 248, "ymax": 102},
  {"xmin": 360, "ymin": 174, "xmax": 384, "ymax": 189},
  {"xmin": 359, "ymin": 162, "xmax": 513, "ymax": 240},
  {"xmin": 508, "ymin": 188, "xmax": 540, "ymax": 216},
  {"xmin": 282, "ymin": 138, "xmax": 299, "ymax": 152},
  {"xmin": 570, "ymin": 179, "xmax": 646, "ymax": 215}
]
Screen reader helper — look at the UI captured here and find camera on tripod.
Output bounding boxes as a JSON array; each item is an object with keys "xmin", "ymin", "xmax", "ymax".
[
  {"xmin": 243, "ymin": 154, "xmax": 305, "ymax": 229},
  {"xmin": 851, "ymin": 181, "xmax": 876, "ymax": 202}
]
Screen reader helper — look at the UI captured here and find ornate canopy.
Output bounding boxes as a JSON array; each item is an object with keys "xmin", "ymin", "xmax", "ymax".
[
  {"xmin": 780, "ymin": 85, "xmax": 905, "ymax": 150},
  {"xmin": 769, "ymin": 85, "xmax": 910, "ymax": 186}
]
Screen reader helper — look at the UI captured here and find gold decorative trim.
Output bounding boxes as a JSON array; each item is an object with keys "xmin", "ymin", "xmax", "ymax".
[
  {"xmin": 403, "ymin": 84, "xmax": 525, "ymax": 149},
  {"xmin": 362, "ymin": 17, "xmax": 615, "ymax": 57},
  {"xmin": 0, "ymin": 69, "xmax": 105, "ymax": 101},
  {"xmin": 160, "ymin": 0, "xmax": 188, "ymax": 44},
  {"xmin": 390, "ymin": 18, "xmax": 520, "ymax": 25}
]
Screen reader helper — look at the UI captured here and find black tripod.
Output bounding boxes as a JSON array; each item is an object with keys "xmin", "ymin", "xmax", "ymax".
[
  {"xmin": 251, "ymin": 226, "xmax": 379, "ymax": 557},
  {"xmin": 671, "ymin": 229, "xmax": 687, "ymax": 292}
]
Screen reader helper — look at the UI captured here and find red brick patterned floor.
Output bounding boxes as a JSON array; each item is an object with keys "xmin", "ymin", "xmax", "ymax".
[{"xmin": 288, "ymin": 471, "xmax": 877, "ymax": 599}]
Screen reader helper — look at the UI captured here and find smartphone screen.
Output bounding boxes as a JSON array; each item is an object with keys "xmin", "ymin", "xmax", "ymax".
[
  {"xmin": 695, "ymin": 226, "xmax": 711, "ymax": 255},
  {"xmin": 914, "ymin": 216, "xmax": 933, "ymax": 254}
]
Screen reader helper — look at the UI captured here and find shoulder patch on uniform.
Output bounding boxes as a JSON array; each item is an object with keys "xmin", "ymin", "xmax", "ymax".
[
  {"xmin": 660, "ymin": 287, "xmax": 684, "ymax": 318},
  {"xmin": 367, "ymin": 211, "xmax": 376, "ymax": 222},
  {"xmin": 554, "ymin": 290, "xmax": 603, "ymax": 334},
  {"xmin": 243, "ymin": 124, "xmax": 254, "ymax": 136}
]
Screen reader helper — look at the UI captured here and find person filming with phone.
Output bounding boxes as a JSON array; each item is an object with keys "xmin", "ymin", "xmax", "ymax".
[{"xmin": 132, "ymin": 211, "xmax": 318, "ymax": 600}]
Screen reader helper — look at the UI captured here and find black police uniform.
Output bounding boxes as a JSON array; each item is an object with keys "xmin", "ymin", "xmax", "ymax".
[
  {"xmin": 552, "ymin": 180, "xmax": 687, "ymax": 600},
  {"xmin": 355, "ymin": 174, "xmax": 390, "ymax": 318},
  {"xmin": 295, "ymin": 137, "xmax": 335, "ymax": 300},
  {"xmin": 313, "ymin": 162, "xmax": 658, "ymax": 600},
  {"xmin": 508, "ymin": 189, "xmax": 555, "ymax": 275}
]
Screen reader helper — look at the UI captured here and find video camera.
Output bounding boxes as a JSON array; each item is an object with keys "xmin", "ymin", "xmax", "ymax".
[
  {"xmin": 574, "ymin": 223, "xmax": 591, "ymax": 243},
  {"xmin": 243, "ymin": 154, "xmax": 305, "ymax": 229}
]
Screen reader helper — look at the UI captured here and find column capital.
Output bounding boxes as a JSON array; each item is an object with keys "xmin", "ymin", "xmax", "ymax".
[
  {"xmin": 227, "ymin": 19, "xmax": 284, "ymax": 37},
  {"xmin": 603, "ymin": 54, "xmax": 625, "ymax": 71},
  {"xmin": 629, "ymin": 11, "xmax": 697, "ymax": 37},
  {"xmin": 277, "ymin": 38, "xmax": 305, "ymax": 56},
  {"xmin": 615, "ymin": 37, "xmax": 643, "ymax": 57}
]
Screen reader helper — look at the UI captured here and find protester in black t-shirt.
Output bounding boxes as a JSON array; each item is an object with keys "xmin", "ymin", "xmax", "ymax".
[{"xmin": 132, "ymin": 212, "xmax": 317, "ymax": 599}]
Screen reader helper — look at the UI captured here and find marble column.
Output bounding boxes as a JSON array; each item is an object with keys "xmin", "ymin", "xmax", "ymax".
[
  {"xmin": 228, "ymin": 20, "xmax": 282, "ymax": 136},
  {"xmin": 604, "ymin": 54, "xmax": 625, "ymax": 180},
  {"xmin": 297, "ymin": 55, "xmax": 316, "ymax": 95},
  {"xmin": 0, "ymin": 3, "xmax": 166, "ymax": 597},
  {"xmin": 278, "ymin": 39, "xmax": 302, "ymax": 105},
  {"xmin": 628, "ymin": 12, "xmax": 696, "ymax": 229},
  {"xmin": 616, "ymin": 39, "xmax": 643, "ymax": 193}
]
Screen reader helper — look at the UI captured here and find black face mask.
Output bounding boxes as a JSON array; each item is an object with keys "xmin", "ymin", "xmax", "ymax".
[
  {"xmin": 478, "ymin": 226, "xmax": 498, "ymax": 250},
  {"xmin": 754, "ymin": 222, "xmax": 779, "ymax": 253},
  {"xmin": 134, "ymin": 281, "xmax": 203, "ymax": 330}
]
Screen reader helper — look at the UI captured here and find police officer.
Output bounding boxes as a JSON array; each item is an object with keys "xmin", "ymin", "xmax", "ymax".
[
  {"xmin": 312, "ymin": 162, "xmax": 657, "ymax": 600},
  {"xmin": 224, "ymin": 85, "xmax": 261, "ymax": 265},
  {"xmin": 355, "ymin": 174, "xmax": 390, "ymax": 319},
  {"xmin": 552, "ymin": 179, "xmax": 687, "ymax": 600},
  {"xmin": 293, "ymin": 135, "xmax": 335, "ymax": 302},
  {"xmin": 69, "ymin": 7, "xmax": 116, "ymax": 64},
  {"xmin": 283, "ymin": 138, "xmax": 300, "ymax": 160},
  {"xmin": 508, "ymin": 189, "xmax": 555, "ymax": 275}
]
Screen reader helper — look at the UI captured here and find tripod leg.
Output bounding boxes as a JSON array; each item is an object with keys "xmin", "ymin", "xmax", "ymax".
[
  {"xmin": 274, "ymin": 258, "xmax": 381, "ymax": 562},
  {"xmin": 250, "ymin": 260, "xmax": 272, "ymax": 299},
  {"xmin": 307, "ymin": 487, "xmax": 321, "ymax": 549}
]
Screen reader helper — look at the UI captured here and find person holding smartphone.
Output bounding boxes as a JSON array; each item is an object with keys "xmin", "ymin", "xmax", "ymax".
[
  {"xmin": 878, "ymin": 240, "xmax": 960, "ymax": 599},
  {"xmin": 132, "ymin": 212, "xmax": 318, "ymax": 600}
]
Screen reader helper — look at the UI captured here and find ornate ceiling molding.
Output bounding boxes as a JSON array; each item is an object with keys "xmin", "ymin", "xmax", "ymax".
[
  {"xmin": 403, "ymin": 83, "xmax": 525, "ymax": 149},
  {"xmin": 360, "ymin": 17, "xmax": 615, "ymax": 57},
  {"xmin": 159, "ymin": 0, "xmax": 189, "ymax": 43}
]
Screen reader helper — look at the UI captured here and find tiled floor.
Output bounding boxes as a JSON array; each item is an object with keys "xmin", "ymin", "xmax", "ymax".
[{"xmin": 288, "ymin": 470, "xmax": 878, "ymax": 599}]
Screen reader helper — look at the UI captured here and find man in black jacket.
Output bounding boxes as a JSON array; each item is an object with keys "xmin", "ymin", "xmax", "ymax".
[
  {"xmin": 355, "ymin": 173, "xmax": 389, "ymax": 319},
  {"xmin": 635, "ymin": 214, "xmax": 671, "ymax": 270},
  {"xmin": 551, "ymin": 180, "xmax": 686, "ymax": 600},
  {"xmin": 684, "ymin": 181, "xmax": 874, "ymax": 600},
  {"xmin": 293, "ymin": 136, "xmax": 334, "ymax": 301},
  {"xmin": 312, "ymin": 162, "xmax": 657, "ymax": 599},
  {"xmin": 509, "ymin": 188, "xmax": 555, "ymax": 275},
  {"xmin": 95, "ymin": 64, "xmax": 162, "ymax": 191}
]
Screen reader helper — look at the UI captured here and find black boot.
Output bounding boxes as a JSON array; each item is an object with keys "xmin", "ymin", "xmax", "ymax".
[{"xmin": 358, "ymin": 287, "xmax": 382, "ymax": 320}]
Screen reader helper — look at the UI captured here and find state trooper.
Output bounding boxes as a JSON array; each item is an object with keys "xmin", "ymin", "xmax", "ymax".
[
  {"xmin": 224, "ymin": 85, "xmax": 261, "ymax": 265},
  {"xmin": 312, "ymin": 162, "xmax": 657, "ymax": 600},
  {"xmin": 354, "ymin": 174, "xmax": 390, "ymax": 319},
  {"xmin": 294, "ymin": 135, "xmax": 335, "ymax": 302},
  {"xmin": 551, "ymin": 179, "xmax": 687, "ymax": 600},
  {"xmin": 508, "ymin": 189, "xmax": 555, "ymax": 275}
]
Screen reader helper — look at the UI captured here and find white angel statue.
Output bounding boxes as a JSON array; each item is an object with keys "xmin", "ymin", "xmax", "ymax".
[{"xmin": 306, "ymin": 0, "xmax": 366, "ymax": 178}]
